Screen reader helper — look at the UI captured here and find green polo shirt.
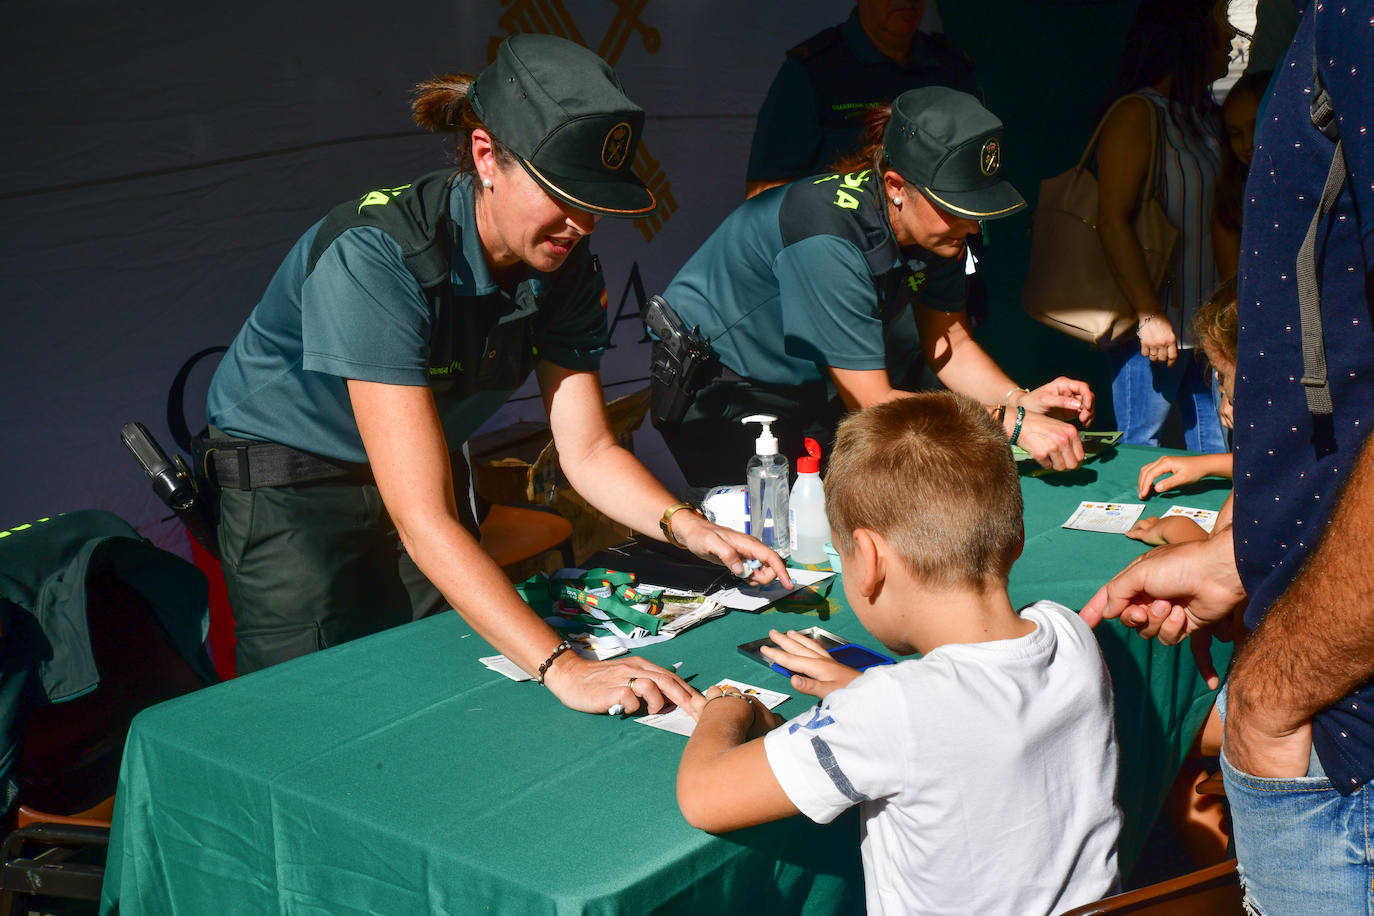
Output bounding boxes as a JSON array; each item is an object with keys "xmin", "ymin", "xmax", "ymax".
[
  {"xmin": 662, "ymin": 169, "xmax": 965, "ymax": 388},
  {"xmin": 747, "ymin": 10, "xmax": 979, "ymax": 183},
  {"xmin": 207, "ymin": 175, "xmax": 607, "ymax": 463}
]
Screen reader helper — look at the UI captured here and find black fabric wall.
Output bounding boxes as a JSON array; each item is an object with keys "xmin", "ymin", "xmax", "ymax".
[{"xmin": 2, "ymin": 1, "xmax": 1147, "ymax": 549}]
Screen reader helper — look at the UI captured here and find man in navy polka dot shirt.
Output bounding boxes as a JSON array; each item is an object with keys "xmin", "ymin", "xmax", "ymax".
[{"xmin": 1084, "ymin": 2, "xmax": 1374, "ymax": 910}]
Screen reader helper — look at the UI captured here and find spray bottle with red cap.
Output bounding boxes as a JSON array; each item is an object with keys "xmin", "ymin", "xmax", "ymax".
[{"xmin": 789, "ymin": 437, "xmax": 829, "ymax": 564}]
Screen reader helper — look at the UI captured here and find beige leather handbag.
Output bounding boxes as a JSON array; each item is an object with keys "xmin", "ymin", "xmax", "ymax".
[{"xmin": 1021, "ymin": 94, "xmax": 1178, "ymax": 349}]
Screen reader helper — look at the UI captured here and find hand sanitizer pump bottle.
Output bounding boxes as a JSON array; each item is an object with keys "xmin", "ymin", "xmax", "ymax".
[
  {"xmin": 789, "ymin": 437, "xmax": 828, "ymax": 564},
  {"xmin": 741, "ymin": 415, "xmax": 790, "ymax": 557}
]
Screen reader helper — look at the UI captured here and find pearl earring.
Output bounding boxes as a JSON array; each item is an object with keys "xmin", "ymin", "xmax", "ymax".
[
  {"xmin": 482, "ymin": 178, "xmax": 493, "ymax": 189},
  {"xmin": 891, "ymin": 196, "xmax": 902, "ymax": 206}
]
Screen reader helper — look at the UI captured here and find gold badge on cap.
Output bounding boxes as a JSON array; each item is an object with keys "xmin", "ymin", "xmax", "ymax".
[
  {"xmin": 979, "ymin": 138, "xmax": 1001, "ymax": 177},
  {"xmin": 602, "ymin": 122, "xmax": 632, "ymax": 170}
]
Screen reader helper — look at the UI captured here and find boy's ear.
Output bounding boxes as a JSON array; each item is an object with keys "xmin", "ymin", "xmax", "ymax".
[
  {"xmin": 1013, "ymin": 523, "xmax": 1025, "ymax": 562},
  {"xmin": 851, "ymin": 528, "xmax": 886, "ymax": 599}
]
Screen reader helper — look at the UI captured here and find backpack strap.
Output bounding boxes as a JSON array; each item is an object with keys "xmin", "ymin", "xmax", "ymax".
[{"xmin": 1295, "ymin": 46, "xmax": 1344, "ymax": 417}]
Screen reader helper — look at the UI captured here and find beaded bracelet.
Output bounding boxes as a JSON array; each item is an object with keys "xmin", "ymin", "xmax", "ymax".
[
  {"xmin": 534, "ymin": 640, "xmax": 573, "ymax": 685},
  {"xmin": 1010, "ymin": 405, "xmax": 1026, "ymax": 447}
]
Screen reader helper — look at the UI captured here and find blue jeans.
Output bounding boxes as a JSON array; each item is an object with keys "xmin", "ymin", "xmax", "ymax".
[
  {"xmin": 1108, "ymin": 344, "xmax": 1226, "ymax": 452},
  {"xmin": 1218, "ymin": 686, "xmax": 1374, "ymax": 914}
]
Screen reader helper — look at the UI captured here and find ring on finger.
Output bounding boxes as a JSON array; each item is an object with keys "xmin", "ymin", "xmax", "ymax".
[{"xmin": 627, "ymin": 677, "xmax": 638, "ymax": 689}]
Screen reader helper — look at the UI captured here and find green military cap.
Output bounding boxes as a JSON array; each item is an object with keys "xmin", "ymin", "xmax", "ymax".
[
  {"xmin": 471, "ymin": 34, "xmax": 656, "ymax": 218},
  {"xmin": 883, "ymin": 86, "xmax": 1025, "ymax": 220}
]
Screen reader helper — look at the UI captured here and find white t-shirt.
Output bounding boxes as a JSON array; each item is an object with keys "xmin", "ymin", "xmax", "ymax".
[{"xmin": 764, "ymin": 600, "xmax": 1121, "ymax": 916}]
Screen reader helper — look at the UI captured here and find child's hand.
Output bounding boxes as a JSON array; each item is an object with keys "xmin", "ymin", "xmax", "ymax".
[
  {"xmin": 1126, "ymin": 515, "xmax": 1207, "ymax": 546},
  {"xmin": 691, "ymin": 685, "xmax": 781, "ymax": 736},
  {"xmin": 760, "ymin": 629, "xmax": 862, "ymax": 700},
  {"xmin": 1138, "ymin": 455, "xmax": 1207, "ymax": 498},
  {"xmin": 1125, "ymin": 515, "xmax": 1172, "ymax": 545}
]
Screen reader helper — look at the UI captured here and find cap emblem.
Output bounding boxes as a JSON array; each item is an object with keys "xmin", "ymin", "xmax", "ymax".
[
  {"xmin": 602, "ymin": 122, "xmax": 632, "ymax": 170},
  {"xmin": 979, "ymin": 138, "xmax": 1001, "ymax": 177}
]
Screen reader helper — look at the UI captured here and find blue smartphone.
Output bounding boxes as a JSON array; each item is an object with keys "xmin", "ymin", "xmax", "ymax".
[
  {"xmin": 739, "ymin": 630, "xmax": 894, "ymax": 677},
  {"xmin": 827, "ymin": 643, "xmax": 895, "ymax": 672}
]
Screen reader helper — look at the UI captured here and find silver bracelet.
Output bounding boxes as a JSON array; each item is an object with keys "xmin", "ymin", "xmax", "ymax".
[
  {"xmin": 1136, "ymin": 315, "xmax": 1156, "ymax": 338},
  {"xmin": 702, "ymin": 691, "xmax": 753, "ymax": 712}
]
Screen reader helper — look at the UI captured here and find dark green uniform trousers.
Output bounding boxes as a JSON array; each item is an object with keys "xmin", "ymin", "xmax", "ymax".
[{"xmin": 217, "ymin": 481, "xmax": 455, "ymax": 675}]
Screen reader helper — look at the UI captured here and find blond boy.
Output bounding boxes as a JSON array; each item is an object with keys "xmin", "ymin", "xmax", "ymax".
[{"xmin": 677, "ymin": 393, "xmax": 1121, "ymax": 915}]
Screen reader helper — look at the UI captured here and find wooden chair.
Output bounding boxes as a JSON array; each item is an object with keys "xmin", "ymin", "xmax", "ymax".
[
  {"xmin": 478, "ymin": 504, "xmax": 574, "ymax": 569},
  {"xmin": 474, "ymin": 422, "xmax": 576, "ymax": 576},
  {"xmin": 1060, "ymin": 859, "xmax": 1244, "ymax": 915},
  {"xmin": 0, "ymin": 513, "xmax": 216, "ymax": 915},
  {"xmin": 0, "ymin": 799, "xmax": 114, "ymax": 914},
  {"xmin": 473, "ymin": 388, "xmax": 652, "ymax": 575}
]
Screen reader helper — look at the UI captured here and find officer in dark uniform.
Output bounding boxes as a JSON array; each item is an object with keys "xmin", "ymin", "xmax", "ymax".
[
  {"xmin": 203, "ymin": 35, "xmax": 788, "ymax": 705},
  {"xmin": 651, "ymin": 88, "xmax": 1096, "ymax": 488},
  {"xmin": 745, "ymin": 2, "xmax": 985, "ymax": 390},
  {"xmin": 745, "ymin": 1, "xmax": 979, "ymax": 199}
]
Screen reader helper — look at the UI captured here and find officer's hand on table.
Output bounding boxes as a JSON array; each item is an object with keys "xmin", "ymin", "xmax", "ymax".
[
  {"xmin": 669, "ymin": 510, "xmax": 794, "ymax": 589},
  {"xmin": 761, "ymin": 629, "xmax": 861, "ymax": 700},
  {"xmin": 1016, "ymin": 377, "xmax": 1095, "ymax": 426},
  {"xmin": 542, "ymin": 652, "xmax": 701, "ymax": 716},
  {"xmin": 1012, "ymin": 411, "xmax": 1085, "ymax": 471}
]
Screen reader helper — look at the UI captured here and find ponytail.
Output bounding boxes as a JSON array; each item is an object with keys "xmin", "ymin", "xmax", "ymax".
[
  {"xmin": 411, "ymin": 74, "xmax": 516, "ymax": 172},
  {"xmin": 828, "ymin": 104, "xmax": 893, "ymax": 177}
]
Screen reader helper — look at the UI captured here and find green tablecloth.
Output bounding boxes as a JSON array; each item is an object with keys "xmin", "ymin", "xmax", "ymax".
[{"xmin": 99, "ymin": 445, "xmax": 1229, "ymax": 914}]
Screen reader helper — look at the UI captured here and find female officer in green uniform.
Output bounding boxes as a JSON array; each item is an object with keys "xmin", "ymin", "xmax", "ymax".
[
  {"xmin": 205, "ymin": 34, "xmax": 789, "ymax": 707},
  {"xmin": 653, "ymin": 86, "xmax": 1095, "ymax": 487}
]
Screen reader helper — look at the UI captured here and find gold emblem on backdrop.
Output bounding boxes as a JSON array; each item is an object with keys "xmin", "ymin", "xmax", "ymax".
[
  {"xmin": 980, "ymin": 138, "xmax": 1001, "ymax": 177},
  {"xmin": 491, "ymin": 0, "xmax": 673, "ymax": 241}
]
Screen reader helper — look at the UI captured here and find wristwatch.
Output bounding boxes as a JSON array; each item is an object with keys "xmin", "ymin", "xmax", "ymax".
[{"xmin": 659, "ymin": 502, "xmax": 701, "ymax": 548}]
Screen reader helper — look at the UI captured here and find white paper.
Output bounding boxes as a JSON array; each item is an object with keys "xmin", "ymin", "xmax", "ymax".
[
  {"xmin": 1161, "ymin": 505, "xmax": 1220, "ymax": 534},
  {"xmin": 1062, "ymin": 501, "xmax": 1147, "ymax": 535},
  {"xmin": 481, "ymin": 629, "xmax": 629, "ymax": 683},
  {"xmin": 479, "ymin": 655, "xmax": 532, "ymax": 682},
  {"xmin": 564, "ymin": 631, "xmax": 629, "ymax": 660},
  {"xmin": 635, "ymin": 678, "xmax": 792, "ymax": 737},
  {"xmin": 710, "ymin": 568, "xmax": 835, "ymax": 612}
]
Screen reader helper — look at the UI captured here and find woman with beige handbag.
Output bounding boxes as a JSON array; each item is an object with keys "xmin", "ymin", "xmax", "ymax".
[{"xmin": 1095, "ymin": 0, "xmax": 1234, "ymax": 452}]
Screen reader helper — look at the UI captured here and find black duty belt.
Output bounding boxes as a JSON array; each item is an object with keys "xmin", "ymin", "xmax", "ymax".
[{"xmin": 202, "ymin": 435, "xmax": 371, "ymax": 490}]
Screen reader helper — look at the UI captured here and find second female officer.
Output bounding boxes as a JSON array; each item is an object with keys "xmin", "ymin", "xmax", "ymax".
[{"xmin": 651, "ymin": 87, "xmax": 1094, "ymax": 486}]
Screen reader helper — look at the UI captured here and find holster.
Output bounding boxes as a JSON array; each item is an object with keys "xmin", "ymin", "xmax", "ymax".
[{"xmin": 642, "ymin": 295, "xmax": 723, "ymax": 428}]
